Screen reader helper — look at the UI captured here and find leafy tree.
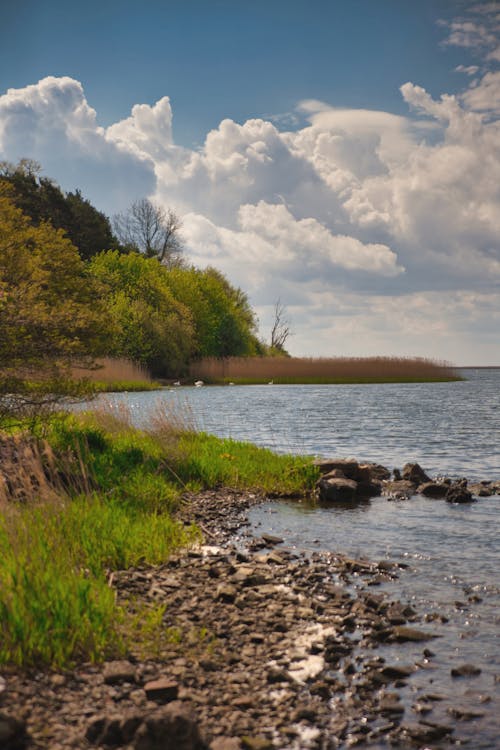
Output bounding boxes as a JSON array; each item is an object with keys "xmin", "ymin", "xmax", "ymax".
[
  {"xmin": 0, "ymin": 183, "xmax": 110, "ymax": 423},
  {"xmin": 165, "ymin": 266, "xmax": 263, "ymax": 359},
  {"xmin": 89, "ymin": 251, "xmax": 194, "ymax": 376},
  {"xmin": 113, "ymin": 198, "xmax": 183, "ymax": 266},
  {"xmin": 0, "ymin": 160, "xmax": 118, "ymax": 260}
]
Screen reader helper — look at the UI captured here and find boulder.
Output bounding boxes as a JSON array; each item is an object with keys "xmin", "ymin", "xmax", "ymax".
[
  {"xmin": 313, "ymin": 458, "xmax": 360, "ymax": 480},
  {"xmin": 417, "ymin": 481, "xmax": 448, "ymax": 498},
  {"xmin": 446, "ymin": 482, "xmax": 473, "ymax": 504},
  {"xmin": 316, "ymin": 476, "xmax": 358, "ymax": 502},
  {"xmin": 402, "ymin": 463, "xmax": 431, "ymax": 484},
  {"xmin": 0, "ymin": 713, "xmax": 27, "ymax": 750},
  {"xmin": 382, "ymin": 480, "xmax": 417, "ymax": 500},
  {"xmin": 133, "ymin": 702, "xmax": 207, "ymax": 750}
]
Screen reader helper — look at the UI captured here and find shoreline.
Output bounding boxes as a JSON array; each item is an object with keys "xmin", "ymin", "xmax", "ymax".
[{"xmin": 0, "ymin": 488, "xmax": 487, "ymax": 750}]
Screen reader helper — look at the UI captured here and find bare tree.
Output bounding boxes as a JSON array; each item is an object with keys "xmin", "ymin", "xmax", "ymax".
[
  {"xmin": 113, "ymin": 198, "xmax": 183, "ymax": 266},
  {"xmin": 270, "ymin": 298, "xmax": 292, "ymax": 352}
]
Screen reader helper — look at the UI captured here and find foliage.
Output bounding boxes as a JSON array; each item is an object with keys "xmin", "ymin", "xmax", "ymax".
[
  {"xmin": 89, "ymin": 251, "xmax": 195, "ymax": 375},
  {"xmin": 0, "ymin": 183, "xmax": 111, "ymax": 424},
  {"xmin": 165, "ymin": 265, "xmax": 264, "ymax": 359},
  {"xmin": 0, "ymin": 160, "xmax": 118, "ymax": 259}
]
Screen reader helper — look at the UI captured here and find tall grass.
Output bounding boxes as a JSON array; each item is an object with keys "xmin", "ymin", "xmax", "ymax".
[
  {"xmin": 0, "ymin": 407, "xmax": 317, "ymax": 668},
  {"xmin": 190, "ymin": 356, "xmax": 461, "ymax": 384}
]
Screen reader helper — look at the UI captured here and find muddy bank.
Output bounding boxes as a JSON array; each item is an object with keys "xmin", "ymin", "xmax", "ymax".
[{"xmin": 0, "ymin": 490, "xmax": 493, "ymax": 749}]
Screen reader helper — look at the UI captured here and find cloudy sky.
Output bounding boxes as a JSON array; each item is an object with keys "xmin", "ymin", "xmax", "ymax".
[{"xmin": 1, "ymin": 1, "xmax": 499, "ymax": 365}]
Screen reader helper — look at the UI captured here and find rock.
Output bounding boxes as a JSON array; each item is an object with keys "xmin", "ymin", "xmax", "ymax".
[
  {"xmin": 144, "ymin": 679, "xmax": 179, "ymax": 703},
  {"xmin": 391, "ymin": 626, "xmax": 437, "ymax": 642},
  {"xmin": 103, "ymin": 660, "xmax": 137, "ymax": 685},
  {"xmin": 446, "ymin": 482, "xmax": 474, "ymax": 503},
  {"xmin": 216, "ymin": 584, "xmax": 237, "ymax": 603},
  {"xmin": 469, "ymin": 482, "xmax": 494, "ymax": 497},
  {"xmin": 417, "ymin": 481, "xmax": 448, "ymax": 498},
  {"xmin": 447, "ymin": 706, "xmax": 485, "ymax": 720},
  {"xmin": 382, "ymin": 480, "xmax": 416, "ymax": 499},
  {"xmin": 363, "ymin": 463, "xmax": 391, "ymax": 481},
  {"xmin": 380, "ymin": 664, "xmax": 416, "ymax": 679},
  {"xmin": 451, "ymin": 663, "xmax": 482, "ymax": 677},
  {"xmin": 133, "ymin": 702, "xmax": 207, "ymax": 750},
  {"xmin": 210, "ymin": 739, "xmax": 242, "ymax": 750},
  {"xmin": 313, "ymin": 458, "xmax": 360, "ymax": 479},
  {"xmin": 240, "ymin": 738, "xmax": 274, "ymax": 750},
  {"xmin": 0, "ymin": 713, "xmax": 27, "ymax": 749},
  {"xmin": 260, "ymin": 533, "xmax": 283, "ymax": 546},
  {"xmin": 402, "ymin": 463, "xmax": 431, "ymax": 484},
  {"xmin": 316, "ymin": 476, "xmax": 358, "ymax": 502}
]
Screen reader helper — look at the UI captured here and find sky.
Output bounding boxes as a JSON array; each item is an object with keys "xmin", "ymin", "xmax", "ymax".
[{"xmin": 1, "ymin": 0, "xmax": 499, "ymax": 365}]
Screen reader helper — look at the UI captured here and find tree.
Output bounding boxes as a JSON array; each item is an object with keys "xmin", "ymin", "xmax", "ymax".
[
  {"xmin": 89, "ymin": 251, "xmax": 194, "ymax": 376},
  {"xmin": 0, "ymin": 160, "xmax": 118, "ymax": 260},
  {"xmin": 270, "ymin": 298, "xmax": 291, "ymax": 353},
  {"xmin": 0, "ymin": 183, "xmax": 110, "ymax": 424},
  {"xmin": 113, "ymin": 198, "xmax": 183, "ymax": 266}
]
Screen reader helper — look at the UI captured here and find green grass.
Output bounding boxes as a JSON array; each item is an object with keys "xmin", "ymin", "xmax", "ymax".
[
  {"xmin": 0, "ymin": 410, "xmax": 317, "ymax": 669},
  {"xmin": 91, "ymin": 380, "xmax": 163, "ymax": 392}
]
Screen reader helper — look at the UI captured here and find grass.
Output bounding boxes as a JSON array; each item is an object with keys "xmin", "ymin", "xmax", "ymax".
[
  {"xmin": 0, "ymin": 406, "xmax": 318, "ymax": 669},
  {"xmin": 72, "ymin": 356, "xmax": 162, "ymax": 392},
  {"xmin": 190, "ymin": 356, "xmax": 462, "ymax": 384}
]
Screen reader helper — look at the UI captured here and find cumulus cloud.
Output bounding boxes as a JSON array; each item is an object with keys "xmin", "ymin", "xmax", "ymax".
[
  {"xmin": 0, "ymin": 76, "xmax": 155, "ymax": 212},
  {"xmin": 0, "ymin": 6, "xmax": 499, "ymax": 364}
]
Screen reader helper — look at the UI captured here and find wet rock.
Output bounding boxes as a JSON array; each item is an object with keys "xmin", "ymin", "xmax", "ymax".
[
  {"xmin": 400, "ymin": 720, "xmax": 453, "ymax": 743},
  {"xmin": 402, "ymin": 463, "xmax": 431, "ymax": 484},
  {"xmin": 380, "ymin": 664, "xmax": 415, "ymax": 679},
  {"xmin": 0, "ymin": 713, "xmax": 27, "ymax": 749},
  {"xmin": 451, "ymin": 663, "xmax": 482, "ymax": 677},
  {"xmin": 133, "ymin": 702, "xmax": 207, "ymax": 750},
  {"xmin": 216, "ymin": 584, "xmax": 237, "ymax": 603},
  {"xmin": 316, "ymin": 476, "xmax": 358, "ymax": 502},
  {"xmin": 469, "ymin": 481, "xmax": 495, "ymax": 497},
  {"xmin": 240, "ymin": 737, "xmax": 274, "ymax": 750},
  {"xmin": 417, "ymin": 481, "xmax": 448, "ymax": 498},
  {"xmin": 447, "ymin": 706, "xmax": 485, "ymax": 720},
  {"xmin": 382, "ymin": 480, "xmax": 416, "ymax": 499},
  {"xmin": 390, "ymin": 626, "xmax": 437, "ymax": 642},
  {"xmin": 446, "ymin": 481, "xmax": 474, "ymax": 503},
  {"xmin": 313, "ymin": 458, "xmax": 360, "ymax": 479},
  {"xmin": 144, "ymin": 679, "xmax": 179, "ymax": 703},
  {"xmin": 260, "ymin": 533, "xmax": 283, "ymax": 546}
]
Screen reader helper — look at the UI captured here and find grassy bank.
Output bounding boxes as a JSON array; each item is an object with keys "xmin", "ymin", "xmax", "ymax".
[
  {"xmin": 190, "ymin": 356, "xmax": 462, "ymax": 384},
  {"xmin": 0, "ymin": 409, "xmax": 318, "ymax": 669}
]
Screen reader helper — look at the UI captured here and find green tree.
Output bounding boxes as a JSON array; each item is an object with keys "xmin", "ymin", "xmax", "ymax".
[
  {"xmin": 89, "ymin": 251, "xmax": 194, "ymax": 376},
  {"xmin": 0, "ymin": 160, "xmax": 118, "ymax": 260},
  {"xmin": 0, "ymin": 183, "xmax": 110, "ymax": 423}
]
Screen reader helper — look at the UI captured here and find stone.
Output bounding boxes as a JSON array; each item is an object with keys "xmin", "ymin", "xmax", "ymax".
[
  {"xmin": 261, "ymin": 534, "xmax": 283, "ymax": 546},
  {"xmin": 133, "ymin": 702, "xmax": 206, "ymax": 750},
  {"xmin": 0, "ymin": 713, "xmax": 27, "ymax": 749},
  {"xmin": 216, "ymin": 584, "xmax": 237, "ymax": 603},
  {"xmin": 103, "ymin": 660, "xmax": 137, "ymax": 685},
  {"xmin": 144, "ymin": 679, "xmax": 179, "ymax": 703},
  {"xmin": 317, "ymin": 476, "xmax": 358, "ymax": 502},
  {"xmin": 417, "ymin": 481, "xmax": 448, "ymax": 498},
  {"xmin": 240, "ymin": 738, "xmax": 274, "ymax": 750},
  {"xmin": 391, "ymin": 626, "xmax": 437, "ymax": 642},
  {"xmin": 210, "ymin": 739, "xmax": 242, "ymax": 750},
  {"xmin": 451, "ymin": 663, "xmax": 482, "ymax": 677},
  {"xmin": 382, "ymin": 480, "xmax": 416, "ymax": 499},
  {"xmin": 402, "ymin": 463, "xmax": 431, "ymax": 484},
  {"xmin": 313, "ymin": 458, "xmax": 360, "ymax": 479},
  {"xmin": 446, "ymin": 482, "xmax": 474, "ymax": 503}
]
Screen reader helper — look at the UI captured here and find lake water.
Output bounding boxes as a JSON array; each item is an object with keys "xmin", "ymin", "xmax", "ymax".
[{"xmin": 93, "ymin": 368, "xmax": 499, "ymax": 747}]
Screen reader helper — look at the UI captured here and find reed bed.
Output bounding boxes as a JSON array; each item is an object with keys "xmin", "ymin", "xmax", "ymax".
[
  {"xmin": 190, "ymin": 356, "xmax": 460, "ymax": 384},
  {"xmin": 71, "ymin": 357, "xmax": 159, "ymax": 391}
]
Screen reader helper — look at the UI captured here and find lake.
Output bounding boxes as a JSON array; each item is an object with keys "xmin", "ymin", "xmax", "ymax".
[{"xmin": 91, "ymin": 368, "xmax": 499, "ymax": 747}]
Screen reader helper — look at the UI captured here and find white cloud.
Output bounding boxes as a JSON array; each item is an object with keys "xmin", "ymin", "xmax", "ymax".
[{"xmin": 1, "ymin": 30, "xmax": 499, "ymax": 364}]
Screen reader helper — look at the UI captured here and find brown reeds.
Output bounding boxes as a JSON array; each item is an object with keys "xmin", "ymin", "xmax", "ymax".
[
  {"xmin": 189, "ymin": 356, "xmax": 459, "ymax": 384},
  {"xmin": 72, "ymin": 357, "xmax": 152, "ymax": 384}
]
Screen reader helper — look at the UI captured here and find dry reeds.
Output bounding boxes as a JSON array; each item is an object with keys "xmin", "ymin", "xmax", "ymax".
[
  {"xmin": 190, "ymin": 356, "xmax": 459, "ymax": 384},
  {"xmin": 72, "ymin": 357, "xmax": 152, "ymax": 384}
]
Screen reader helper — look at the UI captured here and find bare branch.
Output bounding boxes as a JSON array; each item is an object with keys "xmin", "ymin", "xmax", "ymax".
[
  {"xmin": 270, "ymin": 298, "xmax": 292, "ymax": 351},
  {"xmin": 113, "ymin": 198, "xmax": 183, "ymax": 265}
]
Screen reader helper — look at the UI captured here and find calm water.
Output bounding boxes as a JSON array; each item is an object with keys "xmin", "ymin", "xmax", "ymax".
[{"xmin": 92, "ymin": 369, "xmax": 500, "ymax": 747}]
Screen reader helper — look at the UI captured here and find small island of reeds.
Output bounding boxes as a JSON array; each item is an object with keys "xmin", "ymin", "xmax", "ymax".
[{"xmin": 190, "ymin": 356, "xmax": 462, "ymax": 385}]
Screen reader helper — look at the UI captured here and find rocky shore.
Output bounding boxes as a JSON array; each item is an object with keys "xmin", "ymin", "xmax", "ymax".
[{"xmin": 0, "ymin": 479, "xmax": 497, "ymax": 750}]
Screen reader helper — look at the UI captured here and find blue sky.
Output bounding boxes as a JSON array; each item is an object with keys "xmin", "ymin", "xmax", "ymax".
[{"xmin": 1, "ymin": 1, "xmax": 499, "ymax": 364}]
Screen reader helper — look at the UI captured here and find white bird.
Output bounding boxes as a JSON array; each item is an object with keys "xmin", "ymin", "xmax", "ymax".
[
  {"xmin": 194, "ymin": 380, "xmax": 204, "ymax": 387},
  {"xmin": 173, "ymin": 381, "xmax": 181, "ymax": 386},
  {"xmin": 268, "ymin": 380, "xmax": 274, "ymax": 385}
]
